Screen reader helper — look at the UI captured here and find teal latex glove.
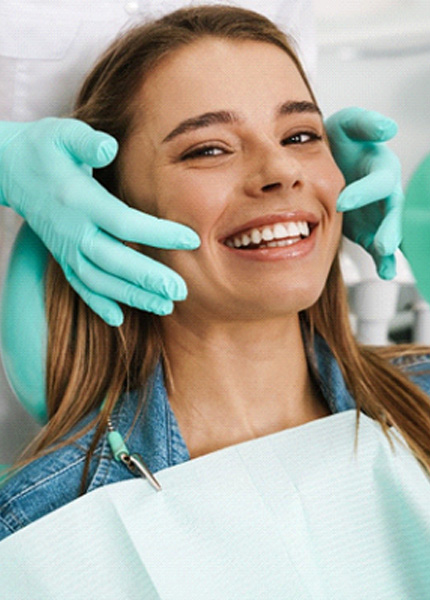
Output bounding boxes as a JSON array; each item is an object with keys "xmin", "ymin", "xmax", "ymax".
[
  {"xmin": 0, "ymin": 118, "xmax": 200, "ymax": 327},
  {"xmin": 325, "ymin": 107, "xmax": 403, "ymax": 280}
]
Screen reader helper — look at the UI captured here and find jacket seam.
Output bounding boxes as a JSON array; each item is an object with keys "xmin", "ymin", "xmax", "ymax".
[
  {"xmin": 165, "ymin": 396, "xmax": 173, "ymax": 467},
  {"xmin": 0, "ymin": 514, "xmax": 16, "ymax": 536},
  {"xmin": 87, "ymin": 393, "xmax": 133, "ymax": 490},
  {"xmin": 85, "ymin": 438, "xmax": 112, "ymax": 491},
  {"xmin": 390, "ymin": 355, "xmax": 430, "ymax": 368},
  {"xmin": 0, "ymin": 455, "xmax": 86, "ymax": 511}
]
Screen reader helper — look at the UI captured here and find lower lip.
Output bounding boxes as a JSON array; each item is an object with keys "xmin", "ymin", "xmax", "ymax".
[{"xmin": 221, "ymin": 225, "xmax": 318, "ymax": 262}]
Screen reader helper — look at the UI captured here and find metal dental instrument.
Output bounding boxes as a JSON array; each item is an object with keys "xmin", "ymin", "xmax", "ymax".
[{"xmin": 107, "ymin": 417, "xmax": 162, "ymax": 492}]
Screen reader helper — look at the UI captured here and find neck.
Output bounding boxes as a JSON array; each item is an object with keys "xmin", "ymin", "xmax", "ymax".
[{"xmin": 161, "ymin": 312, "xmax": 329, "ymax": 458}]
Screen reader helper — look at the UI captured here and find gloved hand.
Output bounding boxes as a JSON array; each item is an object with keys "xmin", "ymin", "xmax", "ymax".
[
  {"xmin": 325, "ymin": 107, "xmax": 403, "ymax": 280},
  {"xmin": 0, "ymin": 118, "xmax": 200, "ymax": 326}
]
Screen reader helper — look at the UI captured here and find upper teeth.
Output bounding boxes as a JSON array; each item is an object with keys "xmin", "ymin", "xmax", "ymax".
[{"xmin": 226, "ymin": 221, "xmax": 310, "ymax": 248}]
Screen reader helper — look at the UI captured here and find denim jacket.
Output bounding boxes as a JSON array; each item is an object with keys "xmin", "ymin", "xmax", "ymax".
[{"xmin": 1, "ymin": 332, "xmax": 430, "ymax": 542}]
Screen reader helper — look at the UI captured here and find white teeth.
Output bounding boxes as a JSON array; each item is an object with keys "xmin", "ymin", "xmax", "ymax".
[
  {"xmin": 278, "ymin": 237, "xmax": 301, "ymax": 247},
  {"xmin": 225, "ymin": 220, "xmax": 311, "ymax": 249},
  {"xmin": 285, "ymin": 222, "xmax": 301, "ymax": 237},
  {"xmin": 262, "ymin": 237, "xmax": 302, "ymax": 248},
  {"xmin": 298, "ymin": 221, "xmax": 309, "ymax": 236},
  {"xmin": 250, "ymin": 229, "xmax": 262, "ymax": 244},
  {"xmin": 273, "ymin": 223, "xmax": 288, "ymax": 238},
  {"xmin": 261, "ymin": 226, "xmax": 274, "ymax": 241},
  {"xmin": 241, "ymin": 233, "xmax": 251, "ymax": 246}
]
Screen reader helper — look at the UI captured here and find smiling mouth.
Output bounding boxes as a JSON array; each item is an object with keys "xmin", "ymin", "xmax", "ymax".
[{"xmin": 223, "ymin": 220, "xmax": 316, "ymax": 250}]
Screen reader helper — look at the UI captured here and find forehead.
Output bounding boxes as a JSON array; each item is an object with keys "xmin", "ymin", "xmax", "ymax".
[{"xmin": 136, "ymin": 38, "xmax": 313, "ymax": 135}]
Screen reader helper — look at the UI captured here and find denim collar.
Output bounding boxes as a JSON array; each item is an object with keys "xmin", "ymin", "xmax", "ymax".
[
  {"xmin": 112, "ymin": 327, "xmax": 356, "ymax": 475},
  {"xmin": 303, "ymin": 328, "xmax": 356, "ymax": 414}
]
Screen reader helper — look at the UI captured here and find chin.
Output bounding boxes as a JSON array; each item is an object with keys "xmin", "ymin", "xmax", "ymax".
[
  {"xmin": 220, "ymin": 286, "xmax": 326, "ymax": 321},
  {"xmin": 261, "ymin": 282, "xmax": 326, "ymax": 311}
]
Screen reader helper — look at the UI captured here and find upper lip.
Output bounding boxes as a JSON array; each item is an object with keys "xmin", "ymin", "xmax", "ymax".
[{"xmin": 219, "ymin": 211, "xmax": 319, "ymax": 242}]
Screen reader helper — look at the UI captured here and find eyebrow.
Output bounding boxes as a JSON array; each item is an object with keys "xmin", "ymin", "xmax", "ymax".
[
  {"xmin": 162, "ymin": 100, "xmax": 322, "ymax": 143},
  {"xmin": 277, "ymin": 100, "xmax": 322, "ymax": 117},
  {"xmin": 162, "ymin": 110, "xmax": 239, "ymax": 143}
]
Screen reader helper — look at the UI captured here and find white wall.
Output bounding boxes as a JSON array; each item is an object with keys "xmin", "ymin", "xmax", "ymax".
[{"xmin": 314, "ymin": 0, "xmax": 430, "ymax": 184}]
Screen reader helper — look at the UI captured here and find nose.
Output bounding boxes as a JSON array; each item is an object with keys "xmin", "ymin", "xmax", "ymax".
[{"xmin": 243, "ymin": 142, "xmax": 303, "ymax": 198}]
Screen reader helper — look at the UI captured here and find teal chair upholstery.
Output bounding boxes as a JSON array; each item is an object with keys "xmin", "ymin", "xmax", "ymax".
[
  {"xmin": 0, "ymin": 223, "xmax": 48, "ymax": 425},
  {"xmin": 403, "ymin": 151, "xmax": 430, "ymax": 305}
]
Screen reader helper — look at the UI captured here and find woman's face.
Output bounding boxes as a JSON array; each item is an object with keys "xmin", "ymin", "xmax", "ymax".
[{"xmin": 121, "ymin": 37, "xmax": 345, "ymax": 320}]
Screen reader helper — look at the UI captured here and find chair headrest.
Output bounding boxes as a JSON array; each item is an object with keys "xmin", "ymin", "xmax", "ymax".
[
  {"xmin": 403, "ymin": 151, "xmax": 430, "ymax": 305},
  {"xmin": 0, "ymin": 223, "xmax": 48, "ymax": 424}
]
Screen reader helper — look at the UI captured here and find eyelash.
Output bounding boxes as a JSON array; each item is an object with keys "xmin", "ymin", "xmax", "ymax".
[
  {"xmin": 180, "ymin": 131, "xmax": 323, "ymax": 160},
  {"xmin": 281, "ymin": 132, "xmax": 323, "ymax": 146},
  {"xmin": 180, "ymin": 145, "xmax": 227, "ymax": 161}
]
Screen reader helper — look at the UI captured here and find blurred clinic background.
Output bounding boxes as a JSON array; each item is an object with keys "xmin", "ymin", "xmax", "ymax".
[
  {"xmin": 0, "ymin": 0, "xmax": 430, "ymax": 463},
  {"xmin": 314, "ymin": 0, "xmax": 430, "ymax": 347}
]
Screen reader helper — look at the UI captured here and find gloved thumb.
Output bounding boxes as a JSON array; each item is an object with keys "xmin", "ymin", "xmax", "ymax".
[{"xmin": 55, "ymin": 118, "xmax": 119, "ymax": 168}]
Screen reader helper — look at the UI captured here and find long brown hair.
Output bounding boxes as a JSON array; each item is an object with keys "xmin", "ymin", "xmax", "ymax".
[{"xmin": 11, "ymin": 5, "xmax": 430, "ymax": 491}]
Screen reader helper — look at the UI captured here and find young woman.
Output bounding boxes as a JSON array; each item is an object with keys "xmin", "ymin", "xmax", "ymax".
[{"xmin": 1, "ymin": 4, "xmax": 430, "ymax": 547}]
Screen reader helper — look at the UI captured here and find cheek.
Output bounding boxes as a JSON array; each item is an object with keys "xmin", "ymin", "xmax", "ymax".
[
  {"xmin": 311, "ymin": 157, "xmax": 345, "ymax": 247},
  {"xmin": 310, "ymin": 156, "xmax": 344, "ymax": 223},
  {"xmin": 315, "ymin": 157, "xmax": 345, "ymax": 208},
  {"xmin": 141, "ymin": 170, "xmax": 235, "ymax": 271},
  {"xmin": 152, "ymin": 169, "xmax": 235, "ymax": 228}
]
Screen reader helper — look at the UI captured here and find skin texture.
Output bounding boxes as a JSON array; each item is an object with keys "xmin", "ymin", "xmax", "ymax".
[{"xmin": 121, "ymin": 38, "xmax": 345, "ymax": 457}]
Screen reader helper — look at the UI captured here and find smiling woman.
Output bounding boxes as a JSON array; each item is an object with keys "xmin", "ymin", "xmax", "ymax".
[{"xmin": 1, "ymin": 5, "xmax": 430, "ymax": 551}]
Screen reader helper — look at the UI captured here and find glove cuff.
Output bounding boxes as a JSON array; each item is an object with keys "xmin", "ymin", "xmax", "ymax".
[
  {"xmin": 0, "ymin": 121, "xmax": 30, "ymax": 149},
  {"xmin": 0, "ymin": 121, "xmax": 30, "ymax": 207}
]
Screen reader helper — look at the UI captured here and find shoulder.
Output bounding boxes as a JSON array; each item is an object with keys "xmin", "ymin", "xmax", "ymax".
[
  {"xmin": 388, "ymin": 350, "xmax": 430, "ymax": 396},
  {"xmin": 0, "ymin": 443, "xmax": 90, "ymax": 541},
  {"xmin": 0, "ymin": 407, "xmax": 130, "ymax": 542},
  {"xmin": 0, "ymin": 388, "xmax": 151, "ymax": 542}
]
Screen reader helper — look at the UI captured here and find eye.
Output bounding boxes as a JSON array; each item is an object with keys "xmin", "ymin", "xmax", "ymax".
[
  {"xmin": 281, "ymin": 132, "xmax": 322, "ymax": 145},
  {"xmin": 180, "ymin": 145, "xmax": 227, "ymax": 161}
]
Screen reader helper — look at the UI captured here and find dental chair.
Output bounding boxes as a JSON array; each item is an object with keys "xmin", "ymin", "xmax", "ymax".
[
  {"xmin": 340, "ymin": 149, "xmax": 430, "ymax": 346},
  {"xmin": 0, "ymin": 224, "xmax": 47, "ymax": 477},
  {"xmin": 341, "ymin": 239, "xmax": 415, "ymax": 345},
  {"xmin": 0, "ymin": 224, "xmax": 47, "ymax": 424},
  {"xmin": 402, "ymin": 151, "xmax": 430, "ymax": 342}
]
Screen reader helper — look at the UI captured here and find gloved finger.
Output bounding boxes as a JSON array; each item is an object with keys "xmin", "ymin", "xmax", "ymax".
[
  {"xmin": 63, "ymin": 265, "xmax": 125, "ymax": 326},
  {"xmin": 60, "ymin": 174, "xmax": 200, "ymax": 249},
  {"xmin": 66, "ymin": 258, "xmax": 175, "ymax": 315},
  {"xmin": 341, "ymin": 109, "xmax": 397, "ymax": 142},
  {"xmin": 54, "ymin": 118, "xmax": 119, "ymax": 168},
  {"xmin": 371, "ymin": 252, "xmax": 397, "ymax": 280},
  {"xmin": 81, "ymin": 183, "xmax": 200, "ymax": 249},
  {"xmin": 336, "ymin": 169, "xmax": 397, "ymax": 211},
  {"xmin": 372, "ymin": 191, "xmax": 403, "ymax": 256},
  {"xmin": 327, "ymin": 107, "xmax": 398, "ymax": 143},
  {"xmin": 351, "ymin": 230, "xmax": 375, "ymax": 252},
  {"xmin": 81, "ymin": 230, "xmax": 188, "ymax": 300}
]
